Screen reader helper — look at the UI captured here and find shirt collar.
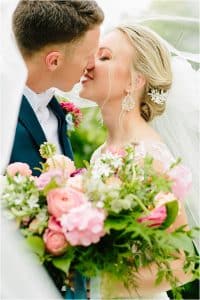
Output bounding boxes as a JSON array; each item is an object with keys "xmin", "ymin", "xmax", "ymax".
[{"xmin": 23, "ymin": 86, "xmax": 55, "ymax": 112}]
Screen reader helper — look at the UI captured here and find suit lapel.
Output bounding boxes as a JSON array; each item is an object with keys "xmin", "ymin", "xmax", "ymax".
[
  {"xmin": 48, "ymin": 97, "xmax": 73, "ymax": 158},
  {"xmin": 19, "ymin": 96, "xmax": 47, "ymax": 147}
]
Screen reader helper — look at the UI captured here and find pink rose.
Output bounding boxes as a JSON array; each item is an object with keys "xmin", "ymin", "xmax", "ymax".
[
  {"xmin": 46, "ymin": 155, "xmax": 75, "ymax": 177},
  {"xmin": 168, "ymin": 165, "xmax": 192, "ymax": 200},
  {"xmin": 48, "ymin": 216, "xmax": 63, "ymax": 232},
  {"xmin": 60, "ymin": 203, "xmax": 106, "ymax": 246},
  {"xmin": 67, "ymin": 175, "xmax": 83, "ymax": 192},
  {"xmin": 35, "ymin": 169, "xmax": 64, "ymax": 190},
  {"xmin": 138, "ymin": 206, "xmax": 167, "ymax": 227},
  {"xmin": 43, "ymin": 229, "xmax": 68, "ymax": 256},
  {"xmin": 43, "ymin": 216, "xmax": 68, "ymax": 256},
  {"xmin": 47, "ymin": 187, "xmax": 87, "ymax": 218},
  {"xmin": 6, "ymin": 162, "xmax": 32, "ymax": 177}
]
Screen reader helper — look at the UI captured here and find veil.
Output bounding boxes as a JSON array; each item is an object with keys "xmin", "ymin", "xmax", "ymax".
[
  {"xmin": 151, "ymin": 56, "xmax": 199, "ymax": 251},
  {"xmin": 1, "ymin": 1, "xmax": 61, "ymax": 298}
]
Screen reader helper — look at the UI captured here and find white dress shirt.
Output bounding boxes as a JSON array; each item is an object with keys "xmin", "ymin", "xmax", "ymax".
[{"xmin": 23, "ymin": 86, "xmax": 62, "ymax": 154}]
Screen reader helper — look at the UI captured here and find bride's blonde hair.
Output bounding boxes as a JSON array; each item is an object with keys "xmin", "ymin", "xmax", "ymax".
[{"xmin": 117, "ymin": 24, "xmax": 172, "ymax": 121}]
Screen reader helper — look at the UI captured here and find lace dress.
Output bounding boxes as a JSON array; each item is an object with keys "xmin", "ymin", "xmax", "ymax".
[{"xmin": 90, "ymin": 140, "xmax": 175, "ymax": 300}]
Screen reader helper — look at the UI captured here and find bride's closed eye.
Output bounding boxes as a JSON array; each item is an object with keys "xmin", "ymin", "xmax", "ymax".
[
  {"xmin": 99, "ymin": 56, "xmax": 110, "ymax": 61},
  {"xmin": 97, "ymin": 47, "xmax": 112, "ymax": 61}
]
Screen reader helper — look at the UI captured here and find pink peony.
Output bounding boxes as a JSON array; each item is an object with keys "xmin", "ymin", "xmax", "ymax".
[
  {"xmin": 35, "ymin": 169, "xmax": 64, "ymax": 190},
  {"xmin": 6, "ymin": 162, "xmax": 32, "ymax": 177},
  {"xmin": 168, "ymin": 165, "xmax": 192, "ymax": 200},
  {"xmin": 60, "ymin": 203, "xmax": 106, "ymax": 246},
  {"xmin": 47, "ymin": 187, "xmax": 87, "ymax": 218},
  {"xmin": 46, "ymin": 154, "xmax": 75, "ymax": 177},
  {"xmin": 67, "ymin": 174, "xmax": 83, "ymax": 192},
  {"xmin": 138, "ymin": 205, "xmax": 167, "ymax": 227}
]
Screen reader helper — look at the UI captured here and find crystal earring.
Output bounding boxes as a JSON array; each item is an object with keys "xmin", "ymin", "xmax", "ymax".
[{"xmin": 122, "ymin": 92, "xmax": 135, "ymax": 112}]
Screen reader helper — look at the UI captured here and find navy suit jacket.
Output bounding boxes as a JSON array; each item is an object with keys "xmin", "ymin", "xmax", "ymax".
[{"xmin": 10, "ymin": 95, "xmax": 73, "ymax": 175}]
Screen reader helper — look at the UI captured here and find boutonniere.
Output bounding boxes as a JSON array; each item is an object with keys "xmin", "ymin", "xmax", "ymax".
[{"xmin": 60, "ymin": 101, "xmax": 83, "ymax": 132}]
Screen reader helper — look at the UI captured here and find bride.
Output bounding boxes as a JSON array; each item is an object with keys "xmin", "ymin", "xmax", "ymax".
[{"xmin": 79, "ymin": 24, "xmax": 196, "ymax": 299}]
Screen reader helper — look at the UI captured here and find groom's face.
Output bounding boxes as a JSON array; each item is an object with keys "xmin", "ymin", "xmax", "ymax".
[{"xmin": 51, "ymin": 26, "xmax": 100, "ymax": 92}]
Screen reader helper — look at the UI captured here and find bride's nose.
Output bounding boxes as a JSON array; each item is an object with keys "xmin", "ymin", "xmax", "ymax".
[{"xmin": 86, "ymin": 55, "xmax": 95, "ymax": 71}]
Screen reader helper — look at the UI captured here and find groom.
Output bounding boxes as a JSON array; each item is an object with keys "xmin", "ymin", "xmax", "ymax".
[
  {"xmin": 9, "ymin": 0, "xmax": 104, "ymax": 298},
  {"xmin": 10, "ymin": 0, "xmax": 103, "ymax": 176}
]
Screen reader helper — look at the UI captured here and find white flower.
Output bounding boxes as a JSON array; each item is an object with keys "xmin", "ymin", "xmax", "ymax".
[
  {"xmin": 96, "ymin": 201, "xmax": 104, "ymax": 208},
  {"xmin": 27, "ymin": 196, "xmax": 39, "ymax": 209},
  {"xmin": 14, "ymin": 196, "xmax": 24, "ymax": 205}
]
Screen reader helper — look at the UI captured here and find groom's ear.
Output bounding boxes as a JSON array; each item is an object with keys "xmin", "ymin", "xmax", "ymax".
[{"xmin": 45, "ymin": 51, "xmax": 61, "ymax": 71}]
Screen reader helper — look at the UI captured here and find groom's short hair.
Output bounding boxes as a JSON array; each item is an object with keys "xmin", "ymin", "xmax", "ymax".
[{"xmin": 13, "ymin": 0, "xmax": 104, "ymax": 57}]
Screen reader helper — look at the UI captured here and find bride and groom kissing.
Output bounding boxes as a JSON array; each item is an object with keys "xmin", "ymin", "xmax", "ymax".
[{"xmin": 10, "ymin": 0, "xmax": 195, "ymax": 299}]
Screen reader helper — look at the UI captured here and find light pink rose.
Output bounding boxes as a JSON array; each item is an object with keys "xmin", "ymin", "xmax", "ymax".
[
  {"xmin": 168, "ymin": 165, "xmax": 192, "ymax": 200},
  {"xmin": 35, "ymin": 169, "xmax": 64, "ymax": 190},
  {"xmin": 67, "ymin": 175, "xmax": 83, "ymax": 192},
  {"xmin": 46, "ymin": 155, "xmax": 75, "ymax": 177},
  {"xmin": 48, "ymin": 216, "xmax": 63, "ymax": 232},
  {"xmin": 60, "ymin": 203, "xmax": 106, "ymax": 246},
  {"xmin": 43, "ymin": 216, "xmax": 68, "ymax": 256},
  {"xmin": 154, "ymin": 192, "xmax": 176, "ymax": 207},
  {"xmin": 6, "ymin": 162, "xmax": 32, "ymax": 177},
  {"xmin": 47, "ymin": 187, "xmax": 87, "ymax": 218},
  {"xmin": 43, "ymin": 229, "xmax": 68, "ymax": 256},
  {"xmin": 138, "ymin": 205, "xmax": 167, "ymax": 227}
]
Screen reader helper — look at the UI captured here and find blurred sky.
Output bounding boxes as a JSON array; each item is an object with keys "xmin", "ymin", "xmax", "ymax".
[{"xmin": 96, "ymin": 0, "xmax": 151, "ymax": 32}]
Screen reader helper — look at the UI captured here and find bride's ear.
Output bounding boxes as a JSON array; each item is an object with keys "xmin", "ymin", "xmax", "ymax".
[{"xmin": 135, "ymin": 73, "xmax": 146, "ymax": 91}]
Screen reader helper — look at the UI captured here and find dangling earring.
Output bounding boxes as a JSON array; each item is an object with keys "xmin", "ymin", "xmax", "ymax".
[{"xmin": 122, "ymin": 92, "xmax": 135, "ymax": 112}]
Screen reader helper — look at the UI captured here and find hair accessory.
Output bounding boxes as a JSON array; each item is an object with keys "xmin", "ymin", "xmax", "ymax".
[{"xmin": 148, "ymin": 88, "xmax": 168, "ymax": 105}]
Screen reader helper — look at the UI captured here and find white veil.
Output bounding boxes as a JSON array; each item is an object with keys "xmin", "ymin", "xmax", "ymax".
[
  {"xmin": 151, "ymin": 56, "xmax": 200, "ymax": 251},
  {"xmin": 1, "ymin": 1, "xmax": 61, "ymax": 298}
]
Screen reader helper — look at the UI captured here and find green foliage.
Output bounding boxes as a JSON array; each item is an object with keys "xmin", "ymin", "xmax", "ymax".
[
  {"xmin": 52, "ymin": 249, "xmax": 75, "ymax": 274},
  {"xmin": 26, "ymin": 235, "xmax": 45, "ymax": 259},
  {"xmin": 70, "ymin": 107, "xmax": 107, "ymax": 167}
]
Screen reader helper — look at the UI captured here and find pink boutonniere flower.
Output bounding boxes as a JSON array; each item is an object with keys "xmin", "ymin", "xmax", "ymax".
[{"xmin": 60, "ymin": 101, "xmax": 83, "ymax": 131}]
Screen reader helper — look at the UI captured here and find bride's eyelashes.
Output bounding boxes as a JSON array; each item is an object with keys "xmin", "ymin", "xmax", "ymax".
[{"xmin": 99, "ymin": 56, "xmax": 110, "ymax": 61}]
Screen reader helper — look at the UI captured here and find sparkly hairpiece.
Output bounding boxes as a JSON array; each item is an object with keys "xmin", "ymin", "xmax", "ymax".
[{"xmin": 148, "ymin": 88, "xmax": 168, "ymax": 105}]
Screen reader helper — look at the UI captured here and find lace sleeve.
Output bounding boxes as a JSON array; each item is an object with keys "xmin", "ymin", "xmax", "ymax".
[
  {"xmin": 135, "ymin": 141, "xmax": 175, "ymax": 171},
  {"xmin": 90, "ymin": 144, "xmax": 104, "ymax": 164}
]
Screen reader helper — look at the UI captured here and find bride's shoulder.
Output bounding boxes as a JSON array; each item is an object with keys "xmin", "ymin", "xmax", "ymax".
[{"xmin": 136, "ymin": 139, "xmax": 175, "ymax": 171}]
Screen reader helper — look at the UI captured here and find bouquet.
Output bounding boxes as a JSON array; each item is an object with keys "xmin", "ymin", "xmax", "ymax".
[{"xmin": 1, "ymin": 142, "xmax": 199, "ymax": 298}]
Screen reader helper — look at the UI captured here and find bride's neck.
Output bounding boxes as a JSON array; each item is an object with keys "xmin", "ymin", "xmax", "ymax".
[{"xmin": 101, "ymin": 103, "xmax": 146, "ymax": 148}]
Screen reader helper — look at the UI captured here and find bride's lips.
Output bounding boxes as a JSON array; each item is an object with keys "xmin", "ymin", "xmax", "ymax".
[{"xmin": 81, "ymin": 74, "xmax": 94, "ymax": 84}]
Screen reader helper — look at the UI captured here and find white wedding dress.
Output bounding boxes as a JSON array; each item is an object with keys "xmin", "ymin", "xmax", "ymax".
[{"xmin": 90, "ymin": 140, "xmax": 178, "ymax": 300}]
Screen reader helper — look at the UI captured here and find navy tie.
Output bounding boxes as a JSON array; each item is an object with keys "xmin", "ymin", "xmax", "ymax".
[{"xmin": 65, "ymin": 271, "xmax": 87, "ymax": 299}]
